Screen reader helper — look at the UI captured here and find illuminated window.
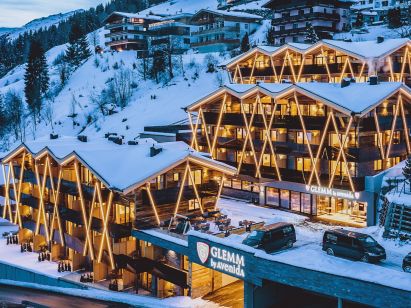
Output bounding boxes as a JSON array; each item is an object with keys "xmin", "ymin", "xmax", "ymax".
[
  {"xmin": 374, "ymin": 160, "xmax": 382, "ymax": 171},
  {"xmin": 173, "ymin": 173, "xmax": 179, "ymax": 182},
  {"xmin": 189, "ymin": 199, "xmax": 200, "ymax": 211}
]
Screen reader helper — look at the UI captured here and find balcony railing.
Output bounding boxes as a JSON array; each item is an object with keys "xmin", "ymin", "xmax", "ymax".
[
  {"xmin": 191, "ymin": 26, "xmax": 240, "ymax": 36},
  {"xmin": 191, "ymin": 38, "xmax": 239, "ymax": 47},
  {"xmin": 272, "ymin": 12, "xmax": 340, "ymax": 25}
]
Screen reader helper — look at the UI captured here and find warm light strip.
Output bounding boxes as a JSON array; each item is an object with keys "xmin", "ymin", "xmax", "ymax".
[
  {"xmin": 399, "ymin": 96, "xmax": 411, "ymax": 154},
  {"xmin": 388, "ymin": 56, "xmax": 395, "ymax": 82},
  {"xmin": 199, "ymin": 108, "xmax": 212, "ymax": 153},
  {"xmin": 237, "ymin": 64, "xmax": 244, "ymax": 84},
  {"xmin": 49, "ymin": 168, "xmax": 64, "ymax": 246},
  {"xmin": 270, "ymin": 55, "xmax": 278, "ymax": 83},
  {"xmin": 329, "ymin": 114, "xmax": 355, "ymax": 192},
  {"xmin": 188, "ymin": 112, "xmax": 199, "ymax": 150},
  {"xmin": 145, "ymin": 183, "xmax": 161, "ymax": 226},
  {"xmin": 308, "ymin": 112, "xmax": 332, "ymax": 186},
  {"xmin": 214, "ymin": 177, "xmax": 225, "ymax": 211},
  {"xmin": 83, "ymin": 183, "xmax": 97, "ymax": 257},
  {"xmin": 400, "ymin": 48, "xmax": 408, "ymax": 82},
  {"xmin": 294, "ymin": 93, "xmax": 321, "ymax": 184},
  {"xmin": 320, "ymin": 48, "xmax": 331, "ymax": 81},
  {"xmin": 74, "ymin": 161, "xmax": 94, "ymax": 260},
  {"xmin": 339, "ymin": 58, "xmax": 349, "ymax": 82},
  {"xmin": 210, "ymin": 94, "xmax": 227, "ymax": 158},
  {"xmin": 373, "ymin": 109, "xmax": 386, "ymax": 160},
  {"xmin": 358, "ymin": 62, "xmax": 366, "ymax": 82},
  {"xmin": 249, "ymin": 53, "xmax": 258, "ymax": 84},
  {"xmin": 187, "ymin": 163, "xmax": 204, "ymax": 214},
  {"xmin": 297, "ymin": 56, "xmax": 305, "ymax": 82},
  {"xmin": 286, "ymin": 52, "xmax": 297, "ymax": 83},
  {"xmin": 173, "ymin": 163, "xmax": 189, "ymax": 217},
  {"xmin": 1, "ymin": 164, "xmax": 11, "ymax": 219},
  {"xmin": 386, "ymin": 96, "xmax": 401, "ymax": 159}
]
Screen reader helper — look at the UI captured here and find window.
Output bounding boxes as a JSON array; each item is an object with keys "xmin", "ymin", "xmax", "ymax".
[
  {"xmin": 280, "ymin": 189, "xmax": 290, "ymax": 209},
  {"xmin": 173, "ymin": 172, "xmax": 179, "ymax": 182},
  {"xmin": 374, "ymin": 160, "xmax": 382, "ymax": 171},
  {"xmin": 189, "ymin": 199, "xmax": 200, "ymax": 211},
  {"xmin": 266, "ymin": 187, "xmax": 279, "ymax": 207}
]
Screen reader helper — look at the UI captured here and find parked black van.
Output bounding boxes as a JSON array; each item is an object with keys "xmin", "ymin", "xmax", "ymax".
[
  {"xmin": 323, "ymin": 229, "xmax": 386, "ymax": 263},
  {"xmin": 242, "ymin": 222, "xmax": 296, "ymax": 253},
  {"xmin": 403, "ymin": 253, "xmax": 411, "ymax": 272}
]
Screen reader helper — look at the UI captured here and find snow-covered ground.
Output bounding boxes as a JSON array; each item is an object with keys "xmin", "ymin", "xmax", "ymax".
[
  {"xmin": 0, "ymin": 280, "xmax": 219, "ymax": 308},
  {"xmin": 216, "ymin": 198, "xmax": 411, "ymax": 291},
  {"xmin": 334, "ymin": 24, "xmax": 405, "ymax": 41}
]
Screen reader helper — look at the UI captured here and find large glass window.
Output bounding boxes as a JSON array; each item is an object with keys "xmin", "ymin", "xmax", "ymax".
[
  {"xmin": 266, "ymin": 187, "xmax": 279, "ymax": 207},
  {"xmin": 302, "ymin": 193, "xmax": 311, "ymax": 214},
  {"xmin": 290, "ymin": 191, "xmax": 300, "ymax": 212},
  {"xmin": 280, "ymin": 190, "xmax": 290, "ymax": 209}
]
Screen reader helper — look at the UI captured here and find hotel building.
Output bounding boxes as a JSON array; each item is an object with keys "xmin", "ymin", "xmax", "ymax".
[
  {"xmin": 0, "ymin": 137, "xmax": 236, "ymax": 292},
  {"xmin": 183, "ymin": 81, "xmax": 411, "ymax": 227},
  {"xmin": 222, "ymin": 38, "xmax": 411, "ymax": 86}
]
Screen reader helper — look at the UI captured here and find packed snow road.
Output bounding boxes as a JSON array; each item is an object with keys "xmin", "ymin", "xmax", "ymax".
[{"xmin": 218, "ymin": 198, "xmax": 411, "ymax": 291}]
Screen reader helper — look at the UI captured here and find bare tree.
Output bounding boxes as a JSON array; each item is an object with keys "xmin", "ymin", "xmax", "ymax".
[
  {"xmin": 111, "ymin": 67, "xmax": 135, "ymax": 109},
  {"xmin": 5, "ymin": 91, "xmax": 26, "ymax": 142},
  {"xmin": 43, "ymin": 98, "xmax": 55, "ymax": 132}
]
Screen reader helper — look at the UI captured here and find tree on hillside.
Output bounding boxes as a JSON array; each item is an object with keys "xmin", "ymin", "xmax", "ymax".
[
  {"xmin": 403, "ymin": 155, "xmax": 411, "ymax": 191},
  {"xmin": 24, "ymin": 40, "xmax": 49, "ymax": 124},
  {"xmin": 266, "ymin": 24, "xmax": 276, "ymax": 46},
  {"xmin": 66, "ymin": 23, "xmax": 91, "ymax": 69},
  {"xmin": 241, "ymin": 32, "xmax": 251, "ymax": 53},
  {"xmin": 5, "ymin": 91, "xmax": 26, "ymax": 142},
  {"xmin": 387, "ymin": 8, "xmax": 402, "ymax": 29},
  {"xmin": 151, "ymin": 49, "xmax": 167, "ymax": 84},
  {"xmin": 305, "ymin": 22, "xmax": 319, "ymax": 44}
]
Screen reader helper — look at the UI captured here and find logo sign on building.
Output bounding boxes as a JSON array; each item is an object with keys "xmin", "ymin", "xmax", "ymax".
[
  {"xmin": 196, "ymin": 241, "xmax": 245, "ymax": 278},
  {"xmin": 306, "ymin": 185, "xmax": 360, "ymax": 200}
]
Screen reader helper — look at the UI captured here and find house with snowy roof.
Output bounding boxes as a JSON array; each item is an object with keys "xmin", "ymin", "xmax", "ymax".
[
  {"xmin": 263, "ymin": 0, "xmax": 354, "ymax": 45},
  {"xmin": 221, "ymin": 38, "xmax": 411, "ymax": 86},
  {"xmin": 183, "ymin": 79, "xmax": 411, "ymax": 228},
  {"xmin": 0, "ymin": 136, "xmax": 236, "ymax": 289},
  {"xmin": 104, "ymin": 11, "xmax": 163, "ymax": 52},
  {"xmin": 190, "ymin": 9, "xmax": 263, "ymax": 53}
]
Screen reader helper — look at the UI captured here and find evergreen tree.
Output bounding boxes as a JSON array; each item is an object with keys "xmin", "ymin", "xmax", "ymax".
[
  {"xmin": 266, "ymin": 24, "xmax": 276, "ymax": 46},
  {"xmin": 241, "ymin": 32, "xmax": 251, "ymax": 53},
  {"xmin": 305, "ymin": 22, "xmax": 320, "ymax": 44},
  {"xmin": 24, "ymin": 40, "xmax": 49, "ymax": 122},
  {"xmin": 66, "ymin": 23, "xmax": 91, "ymax": 68},
  {"xmin": 354, "ymin": 12, "xmax": 364, "ymax": 28},
  {"xmin": 387, "ymin": 8, "xmax": 402, "ymax": 29},
  {"xmin": 403, "ymin": 155, "xmax": 411, "ymax": 191}
]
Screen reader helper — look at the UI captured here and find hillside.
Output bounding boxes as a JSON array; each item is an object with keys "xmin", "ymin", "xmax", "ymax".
[
  {"xmin": 0, "ymin": 27, "xmax": 229, "ymax": 149},
  {"xmin": 1, "ymin": 10, "xmax": 83, "ymax": 41}
]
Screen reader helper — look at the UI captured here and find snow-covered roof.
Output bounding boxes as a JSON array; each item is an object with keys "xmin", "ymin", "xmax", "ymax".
[
  {"xmin": 104, "ymin": 11, "xmax": 163, "ymax": 23},
  {"xmin": 191, "ymin": 9, "xmax": 263, "ymax": 21},
  {"xmin": 222, "ymin": 38, "xmax": 411, "ymax": 67},
  {"xmin": 186, "ymin": 83, "xmax": 293, "ymax": 111},
  {"xmin": 321, "ymin": 38, "xmax": 410, "ymax": 59},
  {"xmin": 1, "ymin": 137, "xmax": 236, "ymax": 194},
  {"xmin": 297, "ymin": 82, "xmax": 404, "ymax": 115},
  {"xmin": 187, "ymin": 82, "xmax": 410, "ymax": 116}
]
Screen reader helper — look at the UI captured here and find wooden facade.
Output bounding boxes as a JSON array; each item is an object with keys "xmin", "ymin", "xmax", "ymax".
[
  {"xmin": 224, "ymin": 40, "xmax": 411, "ymax": 86},
  {"xmin": 185, "ymin": 83, "xmax": 411, "ymax": 193},
  {"xmin": 0, "ymin": 142, "xmax": 235, "ymax": 289}
]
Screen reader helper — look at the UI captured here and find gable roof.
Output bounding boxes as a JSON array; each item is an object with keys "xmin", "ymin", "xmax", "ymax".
[
  {"xmin": 191, "ymin": 9, "xmax": 263, "ymax": 21},
  {"xmin": 1, "ymin": 137, "xmax": 236, "ymax": 194},
  {"xmin": 103, "ymin": 11, "xmax": 163, "ymax": 24},
  {"xmin": 186, "ymin": 82, "xmax": 410, "ymax": 116},
  {"xmin": 222, "ymin": 38, "xmax": 411, "ymax": 68}
]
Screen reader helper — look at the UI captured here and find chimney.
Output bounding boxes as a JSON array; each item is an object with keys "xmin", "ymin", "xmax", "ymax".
[
  {"xmin": 341, "ymin": 77, "xmax": 351, "ymax": 88},
  {"xmin": 50, "ymin": 133, "xmax": 59, "ymax": 140},
  {"xmin": 369, "ymin": 75, "xmax": 379, "ymax": 85},
  {"xmin": 377, "ymin": 36, "xmax": 384, "ymax": 44},
  {"xmin": 77, "ymin": 135, "xmax": 88, "ymax": 143},
  {"xmin": 150, "ymin": 146, "xmax": 162, "ymax": 157}
]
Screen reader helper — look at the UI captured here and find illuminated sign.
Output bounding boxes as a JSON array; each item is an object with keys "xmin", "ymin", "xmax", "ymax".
[
  {"xmin": 306, "ymin": 185, "xmax": 359, "ymax": 200},
  {"xmin": 196, "ymin": 242, "xmax": 245, "ymax": 278}
]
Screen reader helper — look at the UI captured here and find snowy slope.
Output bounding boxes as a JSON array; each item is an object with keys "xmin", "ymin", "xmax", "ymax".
[
  {"xmin": 4, "ymin": 10, "xmax": 83, "ymax": 41},
  {"xmin": 334, "ymin": 25, "xmax": 404, "ymax": 41},
  {"xmin": 140, "ymin": 0, "xmax": 219, "ymax": 15},
  {"xmin": 0, "ymin": 27, "xmax": 230, "ymax": 147}
]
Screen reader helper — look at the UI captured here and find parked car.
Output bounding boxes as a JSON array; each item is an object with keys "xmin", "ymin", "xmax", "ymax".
[
  {"xmin": 242, "ymin": 222, "xmax": 296, "ymax": 253},
  {"xmin": 323, "ymin": 229, "xmax": 386, "ymax": 263},
  {"xmin": 403, "ymin": 253, "xmax": 411, "ymax": 272}
]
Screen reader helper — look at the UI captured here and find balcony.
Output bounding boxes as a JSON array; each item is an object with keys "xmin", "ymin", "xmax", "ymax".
[
  {"xmin": 191, "ymin": 26, "xmax": 240, "ymax": 36},
  {"xmin": 272, "ymin": 12, "xmax": 340, "ymax": 25},
  {"xmin": 191, "ymin": 38, "xmax": 240, "ymax": 48},
  {"xmin": 272, "ymin": 26, "xmax": 337, "ymax": 37},
  {"xmin": 141, "ymin": 181, "xmax": 219, "ymax": 206}
]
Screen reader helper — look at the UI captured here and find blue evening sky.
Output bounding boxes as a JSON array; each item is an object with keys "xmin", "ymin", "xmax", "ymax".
[{"xmin": 0, "ymin": 0, "xmax": 107, "ymax": 27}]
